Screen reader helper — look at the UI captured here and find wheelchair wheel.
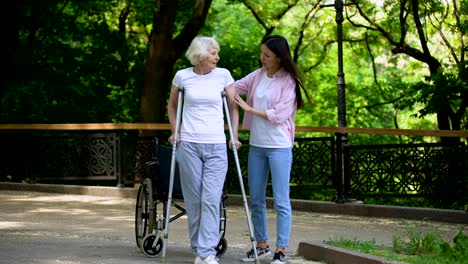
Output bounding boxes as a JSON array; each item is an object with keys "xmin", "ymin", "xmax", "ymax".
[
  {"xmin": 142, "ymin": 234, "xmax": 163, "ymax": 257},
  {"xmin": 135, "ymin": 178, "xmax": 155, "ymax": 249},
  {"xmin": 215, "ymin": 237, "xmax": 227, "ymax": 257},
  {"xmin": 216, "ymin": 194, "xmax": 227, "ymax": 257}
]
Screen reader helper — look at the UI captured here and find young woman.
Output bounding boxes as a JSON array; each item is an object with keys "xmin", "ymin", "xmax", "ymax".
[
  {"xmin": 167, "ymin": 36, "xmax": 239, "ymax": 264},
  {"xmin": 234, "ymin": 35, "xmax": 308, "ymax": 264}
]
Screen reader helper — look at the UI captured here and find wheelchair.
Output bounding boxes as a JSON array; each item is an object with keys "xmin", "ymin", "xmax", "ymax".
[{"xmin": 134, "ymin": 137, "xmax": 228, "ymax": 258}]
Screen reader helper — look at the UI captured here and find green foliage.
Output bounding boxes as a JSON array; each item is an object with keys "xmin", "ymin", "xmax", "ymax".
[
  {"xmin": 287, "ymin": 188, "xmax": 336, "ymax": 201},
  {"xmin": 2, "ymin": 0, "xmax": 466, "ymax": 141},
  {"xmin": 393, "ymin": 227, "xmax": 444, "ymax": 255},
  {"xmin": 329, "ymin": 238, "xmax": 378, "ymax": 254},
  {"xmin": 1, "ymin": 0, "xmax": 146, "ymax": 123},
  {"xmin": 329, "ymin": 227, "xmax": 468, "ymax": 264},
  {"xmin": 306, "ymin": 188, "xmax": 336, "ymax": 201},
  {"xmin": 3, "ymin": 0, "xmax": 457, "ymax": 134},
  {"xmin": 363, "ymin": 197, "xmax": 434, "ymax": 208},
  {"xmin": 408, "ymin": 70, "xmax": 467, "ymax": 121},
  {"xmin": 393, "ymin": 227, "xmax": 468, "ymax": 264},
  {"xmin": 202, "ymin": 0, "xmax": 264, "ymax": 79}
]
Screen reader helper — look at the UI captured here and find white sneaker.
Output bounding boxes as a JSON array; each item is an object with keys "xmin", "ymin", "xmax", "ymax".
[
  {"xmin": 194, "ymin": 256, "xmax": 203, "ymax": 264},
  {"xmin": 200, "ymin": 255, "xmax": 219, "ymax": 264}
]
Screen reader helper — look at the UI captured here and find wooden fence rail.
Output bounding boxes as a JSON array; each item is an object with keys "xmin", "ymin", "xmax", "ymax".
[{"xmin": 1, "ymin": 123, "xmax": 467, "ymax": 138}]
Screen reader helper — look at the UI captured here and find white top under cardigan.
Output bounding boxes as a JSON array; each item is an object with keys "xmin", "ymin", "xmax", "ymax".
[{"xmin": 250, "ymin": 72, "xmax": 291, "ymax": 148}]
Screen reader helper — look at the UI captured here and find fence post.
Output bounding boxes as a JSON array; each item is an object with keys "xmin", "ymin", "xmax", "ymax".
[
  {"xmin": 116, "ymin": 131, "xmax": 126, "ymax": 188},
  {"xmin": 343, "ymin": 141, "xmax": 351, "ymax": 198},
  {"xmin": 335, "ymin": 133, "xmax": 346, "ymax": 203}
]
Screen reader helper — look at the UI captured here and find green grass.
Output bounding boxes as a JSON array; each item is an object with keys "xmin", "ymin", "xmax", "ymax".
[{"xmin": 327, "ymin": 227, "xmax": 468, "ymax": 264}]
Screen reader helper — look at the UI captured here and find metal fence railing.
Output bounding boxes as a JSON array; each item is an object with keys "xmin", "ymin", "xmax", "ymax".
[
  {"xmin": 344, "ymin": 142, "xmax": 467, "ymax": 198},
  {"xmin": 0, "ymin": 124, "xmax": 466, "ymax": 208}
]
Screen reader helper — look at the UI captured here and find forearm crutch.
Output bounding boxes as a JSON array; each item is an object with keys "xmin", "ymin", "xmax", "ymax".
[
  {"xmin": 221, "ymin": 91, "xmax": 259, "ymax": 261},
  {"xmin": 162, "ymin": 87, "xmax": 184, "ymax": 258}
]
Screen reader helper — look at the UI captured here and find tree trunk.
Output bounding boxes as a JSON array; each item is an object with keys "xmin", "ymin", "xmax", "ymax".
[
  {"xmin": 140, "ymin": 0, "xmax": 213, "ymax": 124},
  {"xmin": 141, "ymin": 33, "xmax": 176, "ymax": 124},
  {"xmin": 140, "ymin": 0, "xmax": 178, "ymax": 124},
  {"xmin": 137, "ymin": 0, "xmax": 212, "ymax": 184}
]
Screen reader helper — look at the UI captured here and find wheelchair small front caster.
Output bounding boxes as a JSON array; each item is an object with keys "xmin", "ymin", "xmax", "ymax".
[
  {"xmin": 215, "ymin": 237, "xmax": 227, "ymax": 257},
  {"xmin": 142, "ymin": 234, "xmax": 163, "ymax": 257}
]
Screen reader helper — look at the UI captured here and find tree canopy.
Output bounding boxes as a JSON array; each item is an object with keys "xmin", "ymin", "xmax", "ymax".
[{"xmin": 1, "ymin": 0, "xmax": 466, "ymax": 143}]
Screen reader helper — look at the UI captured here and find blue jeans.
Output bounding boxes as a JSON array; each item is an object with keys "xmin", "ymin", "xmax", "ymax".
[
  {"xmin": 247, "ymin": 146, "xmax": 292, "ymax": 249},
  {"xmin": 176, "ymin": 141, "xmax": 227, "ymax": 258}
]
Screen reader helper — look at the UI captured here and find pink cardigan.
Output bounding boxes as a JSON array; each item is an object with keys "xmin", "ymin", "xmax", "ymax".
[{"xmin": 234, "ymin": 67, "xmax": 297, "ymax": 144}]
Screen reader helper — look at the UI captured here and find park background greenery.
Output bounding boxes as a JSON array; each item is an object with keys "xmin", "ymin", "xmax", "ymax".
[
  {"xmin": 0, "ymin": 0, "xmax": 467, "ymax": 209},
  {"xmin": 1, "ymin": 0, "xmax": 467, "ymax": 143}
]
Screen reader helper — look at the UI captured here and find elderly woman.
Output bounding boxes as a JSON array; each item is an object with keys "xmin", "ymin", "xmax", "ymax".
[{"xmin": 167, "ymin": 36, "xmax": 239, "ymax": 264}]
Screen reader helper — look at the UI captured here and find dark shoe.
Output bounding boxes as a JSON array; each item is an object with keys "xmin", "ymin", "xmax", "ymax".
[
  {"xmin": 270, "ymin": 251, "xmax": 286, "ymax": 264},
  {"xmin": 241, "ymin": 245, "xmax": 271, "ymax": 262}
]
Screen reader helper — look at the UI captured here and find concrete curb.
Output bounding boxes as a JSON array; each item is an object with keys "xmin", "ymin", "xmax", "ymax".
[
  {"xmin": 1, "ymin": 182, "xmax": 466, "ymax": 224},
  {"xmin": 298, "ymin": 240, "xmax": 406, "ymax": 264},
  {"xmin": 287, "ymin": 199, "xmax": 468, "ymax": 224}
]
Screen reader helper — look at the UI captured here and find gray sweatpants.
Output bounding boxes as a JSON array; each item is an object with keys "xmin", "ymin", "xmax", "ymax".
[{"xmin": 176, "ymin": 141, "xmax": 227, "ymax": 258}]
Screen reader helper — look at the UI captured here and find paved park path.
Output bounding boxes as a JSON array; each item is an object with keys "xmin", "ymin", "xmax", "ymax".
[{"xmin": 0, "ymin": 190, "xmax": 466, "ymax": 264}]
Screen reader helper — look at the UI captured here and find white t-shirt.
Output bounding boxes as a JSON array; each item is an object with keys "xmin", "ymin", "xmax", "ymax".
[
  {"xmin": 172, "ymin": 67, "xmax": 234, "ymax": 144},
  {"xmin": 250, "ymin": 73, "xmax": 292, "ymax": 148}
]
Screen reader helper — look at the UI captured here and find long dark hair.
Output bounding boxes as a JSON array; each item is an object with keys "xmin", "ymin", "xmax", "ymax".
[{"xmin": 261, "ymin": 35, "xmax": 309, "ymax": 109}]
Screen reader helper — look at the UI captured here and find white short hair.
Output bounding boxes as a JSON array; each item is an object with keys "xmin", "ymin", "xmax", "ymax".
[{"xmin": 185, "ymin": 36, "xmax": 220, "ymax": 66}]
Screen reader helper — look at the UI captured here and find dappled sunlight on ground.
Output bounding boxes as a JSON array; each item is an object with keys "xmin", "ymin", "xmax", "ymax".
[
  {"xmin": 0, "ymin": 221, "xmax": 25, "ymax": 229},
  {"xmin": 29, "ymin": 208, "xmax": 92, "ymax": 214},
  {"xmin": 0, "ymin": 191, "xmax": 135, "ymax": 206},
  {"xmin": 102, "ymin": 215, "xmax": 134, "ymax": 221},
  {"xmin": 13, "ymin": 196, "xmax": 134, "ymax": 206}
]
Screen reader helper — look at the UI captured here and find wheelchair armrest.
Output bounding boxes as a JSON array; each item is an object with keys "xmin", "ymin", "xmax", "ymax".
[{"xmin": 145, "ymin": 160, "xmax": 158, "ymax": 166}]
